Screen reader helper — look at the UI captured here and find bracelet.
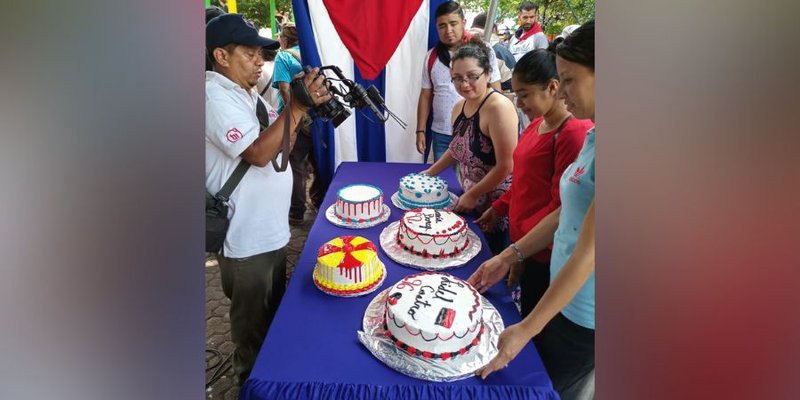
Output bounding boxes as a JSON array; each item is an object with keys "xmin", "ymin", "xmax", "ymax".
[{"xmin": 509, "ymin": 243, "xmax": 525, "ymax": 263}]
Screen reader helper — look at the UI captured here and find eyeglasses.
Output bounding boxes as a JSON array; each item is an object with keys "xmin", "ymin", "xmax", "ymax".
[{"xmin": 451, "ymin": 73, "xmax": 485, "ymax": 85}]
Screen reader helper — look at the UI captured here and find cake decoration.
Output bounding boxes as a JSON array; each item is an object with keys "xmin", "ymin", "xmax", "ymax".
[
  {"xmin": 383, "ymin": 272, "xmax": 484, "ymax": 359},
  {"xmin": 325, "ymin": 183, "xmax": 391, "ymax": 229},
  {"xmin": 396, "ymin": 173, "xmax": 452, "ymax": 209},
  {"xmin": 313, "ymin": 236, "xmax": 386, "ymax": 297},
  {"xmin": 396, "ymin": 208, "xmax": 470, "ymax": 259}
]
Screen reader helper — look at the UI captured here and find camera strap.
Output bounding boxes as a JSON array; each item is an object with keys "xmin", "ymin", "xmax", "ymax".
[{"xmin": 255, "ymin": 98, "xmax": 290, "ymax": 172}]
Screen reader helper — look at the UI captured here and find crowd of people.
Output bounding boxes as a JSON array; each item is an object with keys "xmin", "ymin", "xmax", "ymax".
[{"xmin": 204, "ymin": 2, "xmax": 595, "ymax": 399}]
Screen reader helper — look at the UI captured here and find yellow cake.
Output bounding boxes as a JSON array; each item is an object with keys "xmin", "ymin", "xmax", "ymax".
[{"xmin": 313, "ymin": 236, "xmax": 386, "ymax": 296}]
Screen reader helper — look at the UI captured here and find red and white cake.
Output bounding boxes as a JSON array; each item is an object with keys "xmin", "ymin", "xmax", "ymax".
[
  {"xmin": 396, "ymin": 208, "xmax": 470, "ymax": 259},
  {"xmin": 334, "ymin": 184, "xmax": 386, "ymax": 224},
  {"xmin": 383, "ymin": 272, "xmax": 484, "ymax": 359}
]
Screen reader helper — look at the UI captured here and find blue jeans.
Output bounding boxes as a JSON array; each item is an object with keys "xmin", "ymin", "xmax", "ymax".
[{"xmin": 432, "ymin": 131, "xmax": 453, "ymax": 161}]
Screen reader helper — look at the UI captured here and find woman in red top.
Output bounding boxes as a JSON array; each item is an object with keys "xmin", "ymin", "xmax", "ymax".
[{"xmin": 474, "ymin": 48, "xmax": 594, "ymax": 317}]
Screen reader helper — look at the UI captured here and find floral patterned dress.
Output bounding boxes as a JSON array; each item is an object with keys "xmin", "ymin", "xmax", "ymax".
[{"xmin": 448, "ymin": 90, "xmax": 513, "ymax": 236}]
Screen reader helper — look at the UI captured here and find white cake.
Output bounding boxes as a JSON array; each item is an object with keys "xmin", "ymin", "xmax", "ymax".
[
  {"xmin": 383, "ymin": 272, "xmax": 484, "ymax": 359},
  {"xmin": 398, "ymin": 173, "xmax": 450, "ymax": 209},
  {"xmin": 334, "ymin": 184, "xmax": 386, "ymax": 224},
  {"xmin": 313, "ymin": 236, "xmax": 385, "ymax": 297},
  {"xmin": 396, "ymin": 208, "xmax": 470, "ymax": 259}
]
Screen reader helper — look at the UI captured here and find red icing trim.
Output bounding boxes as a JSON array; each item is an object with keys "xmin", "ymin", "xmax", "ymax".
[
  {"xmin": 314, "ymin": 268, "xmax": 384, "ymax": 296},
  {"xmin": 401, "ymin": 209, "xmax": 467, "ymax": 239}
]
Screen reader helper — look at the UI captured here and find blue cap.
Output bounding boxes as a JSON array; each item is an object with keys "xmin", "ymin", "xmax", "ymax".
[{"xmin": 206, "ymin": 14, "xmax": 280, "ymax": 53}]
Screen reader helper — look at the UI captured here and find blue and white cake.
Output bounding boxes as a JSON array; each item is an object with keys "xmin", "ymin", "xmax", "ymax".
[{"xmin": 397, "ymin": 173, "xmax": 451, "ymax": 209}]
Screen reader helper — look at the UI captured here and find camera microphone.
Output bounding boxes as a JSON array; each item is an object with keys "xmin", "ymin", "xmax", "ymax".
[{"xmin": 366, "ymin": 85, "xmax": 407, "ymax": 129}]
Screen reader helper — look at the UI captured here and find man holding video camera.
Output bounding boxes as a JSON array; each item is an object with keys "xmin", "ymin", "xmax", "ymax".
[{"xmin": 205, "ymin": 13, "xmax": 331, "ymax": 384}]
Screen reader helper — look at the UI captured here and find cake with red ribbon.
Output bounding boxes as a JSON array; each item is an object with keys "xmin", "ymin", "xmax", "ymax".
[
  {"xmin": 396, "ymin": 208, "xmax": 470, "ymax": 259},
  {"xmin": 383, "ymin": 272, "xmax": 483, "ymax": 359},
  {"xmin": 333, "ymin": 184, "xmax": 386, "ymax": 224},
  {"xmin": 313, "ymin": 235, "xmax": 386, "ymax": 297}
]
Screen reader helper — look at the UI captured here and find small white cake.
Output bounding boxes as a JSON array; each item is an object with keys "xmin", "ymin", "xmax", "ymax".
[
  {"xmin": 398, "ymin": 173, "xmax": 450, "ymax": 209},
  {"xmin": 396, "ymin": 208, "xmax": 470, "ymax": 259},
  {"xmin": 383, "ymin": 272, "xmax": 484, "ymax": 359},
  {"xmin": 334, "ymin": 184, "xmax": 386, "ymax": 224}
]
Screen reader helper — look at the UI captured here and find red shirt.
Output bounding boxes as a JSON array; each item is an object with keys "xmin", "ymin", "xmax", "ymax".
[{"xmin": 492, "ymin": 116, "xmax": 594, "ymax": 262}]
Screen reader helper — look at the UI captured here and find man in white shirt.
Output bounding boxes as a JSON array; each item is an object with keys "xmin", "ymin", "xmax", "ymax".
[
  {"xmin": 415, "ymin": 1, "xmax": 501, "ymax": 162},
  {"xmin": 205, "ymin": 13, "xmax": 331, "ymax": 383},
  {"xmin": 508, "ymin": 1, "xmax": 549, "ymax": 61}
]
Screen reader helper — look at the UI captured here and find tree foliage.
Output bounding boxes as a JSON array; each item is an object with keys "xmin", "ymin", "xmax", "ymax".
[
  {"xmin": 458, "ymin": 0, "xmax": 594, "ymax": 36},
  {"xmin": 236, "ymin": 0, "xmax": 293, "ymax": 30}
]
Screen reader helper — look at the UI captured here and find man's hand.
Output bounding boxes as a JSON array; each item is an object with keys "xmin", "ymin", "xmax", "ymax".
[
  {"xmin": 476, "ymin": 322, "xmax": 534, "ymax": 379},
  {"xmin": 475, "ymin": 207, "xmax": 500, "ymax": 232},
  {"xmin": 416, "ymin": 131, "xmax": 426, "ymax": 154},
  {"xmin": 290, "ymin": 67, "xmax": 332, "ymax": 113},
  {"xmin": 467, "ymin": 254, "xmax": 512, "ymax": 293}
]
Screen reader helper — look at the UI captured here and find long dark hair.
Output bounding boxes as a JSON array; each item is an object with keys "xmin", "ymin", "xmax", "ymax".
[
  {"xmin": 555, "ymin": 19, "xmax": 594, "ymax": 71},
  {"xmin": 513, "ymin": 45, "xmax": 558, "ymax": 87}
]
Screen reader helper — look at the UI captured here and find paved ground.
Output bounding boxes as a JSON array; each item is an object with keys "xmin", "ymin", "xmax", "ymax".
[{"xmin": 204, "ymin": 208, "xmax": 316, "ymax": 400}]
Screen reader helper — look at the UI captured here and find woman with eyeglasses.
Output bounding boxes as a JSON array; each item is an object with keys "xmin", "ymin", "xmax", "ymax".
[
  {"xmin": 422, "ymin": 38, "xmax": 519, "ymax": 255},
  {"xmin": 475, "ymin": 19, "xmax": 596, "ymax": 400}
]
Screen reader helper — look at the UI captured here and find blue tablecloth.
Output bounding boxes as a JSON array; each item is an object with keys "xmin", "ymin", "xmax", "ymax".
[{"xmin": 241, "ymin": 162, "xmax": 558, "ymax": 400}]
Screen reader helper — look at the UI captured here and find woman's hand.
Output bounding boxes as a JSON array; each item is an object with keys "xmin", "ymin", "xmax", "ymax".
[
  {"xmin": 453, "ymin": 191, "xmax": 477, "ymax": 213},
  {"xmin": 467, "ymin": 254, "xmax": 512, "ymax": 293},
  {"xmin": 476, "ymin": 322, "xmax": 535, "ymax": 379},
  {"xmin": 507, "ymin": 261, "xmax": 524, "ymax": 288},
  {"xmin": 474, "ymin": 207, "xmax": 500, "ymax": 232},
  {"xmin": 416, "ymin": 131, "xmax": 426, "ymax": 154}
]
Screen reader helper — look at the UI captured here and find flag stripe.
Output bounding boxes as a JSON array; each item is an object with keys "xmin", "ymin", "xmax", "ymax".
[{"xmin": 293, "ymin": 0, "xmax": 450, "ymax": 181}]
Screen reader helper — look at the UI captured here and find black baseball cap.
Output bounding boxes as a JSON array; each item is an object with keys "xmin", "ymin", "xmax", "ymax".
[{"xmin": 206, "ymin": 14, "xmax": 280, "ymax": 53}]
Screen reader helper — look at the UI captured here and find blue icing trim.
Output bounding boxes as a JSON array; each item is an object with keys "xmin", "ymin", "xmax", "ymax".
[
  {"xmin": 415, "ymin": 192, "xmax": 422, "ymax": 198},
  {"xmin": 398, "ymin": 193, "xmax": 451, "ymax": 209},
  {"xmin": 436, "ymin": 192, "xmax": 441, "ymax": 197}
]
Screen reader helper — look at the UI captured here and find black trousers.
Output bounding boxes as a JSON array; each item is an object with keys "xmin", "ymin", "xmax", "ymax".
[
  {"xmin": 218, "ymin": 247, "xmax": 287, "ymax": 383},
  {"xmin": 289, "ymin": 132, "xmax": 326, "ymax": 218},
  {"xmin": 519, "ymin": 257, "xmax": 551, "ymax": 318},
  {"xmin": 534, "ymin": 313, "xmax": 595, "ymax": 399}
]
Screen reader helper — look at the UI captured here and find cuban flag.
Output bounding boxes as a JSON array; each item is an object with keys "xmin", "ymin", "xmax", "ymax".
[{"xmin": 293, "ymin": 0, "xmax": 449, "ymax": 185}]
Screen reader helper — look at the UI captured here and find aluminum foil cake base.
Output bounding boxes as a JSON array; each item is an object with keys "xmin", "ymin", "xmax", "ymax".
[
  {"xmin": 358, "ymin": 288, "xmax": 504, "ymax": 382},
  {"xmin": 379, "ymin": 221, "xmax": 482, "ymax": 270},
  {"xmin": 390, "ymin": 191, "xmax": 458, "ymax": 211},
  {"xmin": 313, "ymin": 262, "xmax": 387, "ymax": 298},
  {"xmin": 325, "ymin": 204, "xmax": 391, "ymax": 229}
]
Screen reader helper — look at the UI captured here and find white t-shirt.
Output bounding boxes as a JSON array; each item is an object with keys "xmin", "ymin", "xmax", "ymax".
[
  {"xmin": 205, "ymin": 71, "xmax": 292, "ymax": 258},
  {"xmin": 420, "ymin": 44, "xmax": 502, "ymax": 136},
  {"xmin": 509, "ymin": 31, "xmax": 549, "ymax": 61}
]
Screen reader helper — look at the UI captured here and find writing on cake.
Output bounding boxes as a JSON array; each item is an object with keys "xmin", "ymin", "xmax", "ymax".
[{"xmin": 384, "ymin": 272, "xmax": 483, "ymax": 360}]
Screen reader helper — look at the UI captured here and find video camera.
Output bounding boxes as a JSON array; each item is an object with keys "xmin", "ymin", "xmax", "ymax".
[{"xmin": 290, "ymin": 65, "xmax": 406, "ymax": 129}]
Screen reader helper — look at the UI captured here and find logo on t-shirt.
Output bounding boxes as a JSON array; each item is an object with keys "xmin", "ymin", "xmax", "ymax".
[
  {"xmin": 569, "ymin": 166, "xmax": 586, "ymax": 184},
  {"xmin": 226, "ymin": 127, "xmax": 243, "ymax": 143}
]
